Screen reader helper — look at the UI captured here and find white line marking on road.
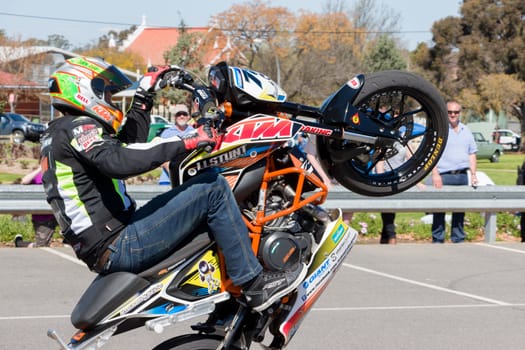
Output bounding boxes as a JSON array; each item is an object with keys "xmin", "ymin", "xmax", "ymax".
[
  {"xmin": 41, "ymin": 247, "xmax": 84, "ymax": 266},
  {"xmin": 313, "ymin": 303, "xmax": 525, "ymax": 312},
  {"xmin": 475, "ymin": 243, "xmax": 525, "ymax": 254},
  {"xmin": 0, "ymin": 315, "xmax": 69, "ymax": 321},
  {"xmin": 344, "ymin": 263, "xmax": 510, "ymax": 306}
]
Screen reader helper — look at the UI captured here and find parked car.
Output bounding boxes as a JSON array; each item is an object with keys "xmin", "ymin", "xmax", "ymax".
[
  {"xmin": 147, "ymin": 115, "xmax": 173, "ymax": 142},
  {"xmin": 491, "ymin": 129, "xmax": 521, "ymax": 151},
  {"xmin": 473, "ymin": 132, "xmax": 503, "ymax": 162},
  {"xmin": 0, "ymin": 112, "xmax": 46, "ymax": 143}
]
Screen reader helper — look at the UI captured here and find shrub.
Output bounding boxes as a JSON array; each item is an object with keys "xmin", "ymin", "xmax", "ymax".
[{"xmin": 0, "ymin": 214, "xmax": 34, "ymax": 242}]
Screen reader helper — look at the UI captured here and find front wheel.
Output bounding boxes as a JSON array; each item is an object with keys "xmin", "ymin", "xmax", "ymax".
[
  {"xmin": 153, "ymin": 334, "xmax": 242, "ymax": 350},
  {"xmin": 319, "ymin": 70, "xmax": 448, "ymax": 196}
]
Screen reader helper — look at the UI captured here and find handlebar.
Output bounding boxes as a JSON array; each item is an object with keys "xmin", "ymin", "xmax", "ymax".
[{"xmin": 164, "ymin": 69, "xmax": 195, "ymax": 92}]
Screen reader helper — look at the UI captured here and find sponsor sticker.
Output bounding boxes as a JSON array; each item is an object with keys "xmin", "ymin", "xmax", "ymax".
[
  {"xmin": 72, "ymin": 124, "xmax": 101, "ymax": 151},
  {"xmin": 92, "ymin": 105, "xmax": 113, "ymax": 123},
  {"xmin": 331, "ymin": 224, "xmax": 345, "ymax": 244},
  {"xmin": 299, "ymin": 125, "xmax": 333, "ymax": 136},
  {"xmin": 351, "ymin": 113, "xmax": 360, "ymax": 125},
  {"xmin": 223, "ymin": 117, "xmax": 293, "ymax": 143},
  {"xmin": 75, "ymin": 93, "xmax": 89, "ymax": 104},
  {"xmin": 347, "ymin": 77, "xmax": 361, "ymax": 89}
]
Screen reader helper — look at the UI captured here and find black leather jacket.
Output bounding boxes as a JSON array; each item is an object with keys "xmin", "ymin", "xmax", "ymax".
[{"xmin": 40, "ymin": 107, "xmax": 187, "ymax": 269}]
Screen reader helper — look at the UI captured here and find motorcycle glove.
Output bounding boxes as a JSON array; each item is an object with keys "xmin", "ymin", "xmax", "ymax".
[
  {"xmin": 181, "ymin": 124, "xmax": 219, "ymax": 151},
  {"xmin": 133, "ymin": 66, "xmax": 172, "ymax": 110},
  {"xmin": 139, "ymin": 65, "xmax": 172, "ymax": 92}
]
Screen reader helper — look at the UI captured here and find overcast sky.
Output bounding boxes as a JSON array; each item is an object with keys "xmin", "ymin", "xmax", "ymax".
[{"xmin": 0, "ymin": 0, "xmax": 461, "ymax": 50}]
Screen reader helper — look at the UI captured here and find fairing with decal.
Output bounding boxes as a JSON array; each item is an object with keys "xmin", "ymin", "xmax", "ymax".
[{"xmin": 174, "ymin": 115, "xmax": 304, "ymax": 187}]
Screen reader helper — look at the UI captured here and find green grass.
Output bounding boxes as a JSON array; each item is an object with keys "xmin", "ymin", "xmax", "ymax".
[
  {"xmin": 0, "ymin": 173, "xmax": 22, "ymax": 184},
  {"xmin": 476, "ymin": 153, "xmax": 523, "ymax": 185},
  {"xmin": 0, "ymin": 214, "xmax": 60, "ymax": 244}
]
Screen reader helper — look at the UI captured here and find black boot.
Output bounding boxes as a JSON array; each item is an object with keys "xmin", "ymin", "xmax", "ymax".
[
  {"xmin": 14, "ymin": 235, "xmax": 32, "ymax": 248},
  {"xmin": 243, "ymin": 263, "xmax": 307, "ymax": 312}
]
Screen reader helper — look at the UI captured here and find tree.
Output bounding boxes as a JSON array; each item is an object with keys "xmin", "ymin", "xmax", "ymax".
[
  {"xmin": 211, "ymin": 0, "xmax": 403, "ymax": 104},
  {"xmin": 478, "ymin": 74, "xmax": 525, "ymax": 120},
  {"xmin": 161, "ymin": 22, "xmax": 208, "ymax": 106},
  {"xmin": 211, "ymin": 0, "xmax": 295, "ymax": 69},
  {"xmin": 460, "ymin": 0, "xmax": 525, "ymax": 80},
  {"xmin": 459, "ymin": 74, "xmax": 525, "ymax": 121},
  {"xmin": 276, "ymin": 10, "xmax": 361, "ymax": 103},
  {"xmin": 410, "ymin": 16, "xmax": 463, "ymax": 99},
  {"xmin": 362, "ymin": 35, "xmax": 407, "ymax": 72},
  {"xmin": 411, "ymin": 0, "xmax": 525, "ymax": 149},
  {"xmin": 350, "ymin": 0, "xmax": 401, "ymax": 56},
  {"xmin": 412, "ymin": 1, "xmax": 525, "ymax": 98},
  {"xmin": 46, "ymin": 35, "xmax": 72, "ymax": 50},
  {"xmin": 213, "ymin": 1, "xmax": 305, "ymax": 99},
  {"xmin": 163, "ymin": 22, "xmax": 205, "ymax": 70},
  {"xmin": 79, "ymin": 47, "xmax": 145, "ymax": 73},
  {"xmin": 211, "ymin": 2, "xmax": 345, "ymax": 103}
]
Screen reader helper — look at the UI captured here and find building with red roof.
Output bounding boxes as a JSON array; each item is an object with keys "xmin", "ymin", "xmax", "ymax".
[{"xmin": 121, "ymin": 16, "xmax": 245, "ymax": 67}]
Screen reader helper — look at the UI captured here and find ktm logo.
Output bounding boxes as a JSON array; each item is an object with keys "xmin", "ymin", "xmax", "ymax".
[
  {"xmin": 92, "ymin": 105, "xmax": 113, "ymax": 122},
  {"xmin": 223, "ymin": 117, "xmax": 293, "ymax": 143}
]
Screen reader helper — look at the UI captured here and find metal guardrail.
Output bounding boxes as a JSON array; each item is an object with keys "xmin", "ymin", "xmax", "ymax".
[
  {"xmin": 326, "ymin": 186, "xmax": 525, "ymax": 243},
  {"xmin": 0, "ymin": 135, "xmax": 13, "ymax": 142},
  {"xmin": 1, "ymin": 185, "xmax": 524, "ymax": 243}
]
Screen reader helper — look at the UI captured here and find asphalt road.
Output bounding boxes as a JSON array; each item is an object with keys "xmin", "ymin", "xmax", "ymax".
[{"xmin": 3, "ymin": 242, "xmax": 525, "ymax": 350}]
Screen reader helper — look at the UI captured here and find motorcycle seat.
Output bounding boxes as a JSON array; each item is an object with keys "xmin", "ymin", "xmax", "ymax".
[
  {"xmin": 71, "ymin": 272, "xmax": 149, "ymax": 330},
  {"xmin": 138, "ymin": 232, "xmax": 212, "ymax": 280},
  {"xmin": 71, "ymin": 233, "xmax": 212, "ymax": 330}
]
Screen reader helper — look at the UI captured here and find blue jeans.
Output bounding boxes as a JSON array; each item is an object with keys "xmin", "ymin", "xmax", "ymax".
[
  {"xmin": 431, "ymin": 173, "xmax": 468, "ymax": 243},
  {"xmin": 105, "ymin": 172, "xmax": 262, "ymax": 286}
]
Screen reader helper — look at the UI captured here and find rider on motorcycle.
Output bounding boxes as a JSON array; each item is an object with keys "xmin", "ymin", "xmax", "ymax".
[{"xmin": 41, "ymin": 56, "xmax": 306, "ymax": 311}]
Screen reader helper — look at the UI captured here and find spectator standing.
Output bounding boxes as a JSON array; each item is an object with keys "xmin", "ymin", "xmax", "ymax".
[
  {"xmin": 14, "ymin": 166, "xmax": 58, "ymax": 247},
  {"xmin": 517, "ymin": 160, "xmax": 525, "ymax": 242},
  {"xmin": 158, "ymin": 106, "xmax": 195, "ymax": 185},
  {"xmin": 374, "ymin": 108, "xmax": 404, "ymax": 244},
  {"xmin": 430, "ymin": 101, "xmax": 477, "ymax": 243},
  {"xmin": 375, "ymin": 147, "xmax": 408, "ymax": 245}
]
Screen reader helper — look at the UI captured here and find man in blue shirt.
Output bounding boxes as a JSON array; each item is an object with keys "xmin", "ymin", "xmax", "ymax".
[
  {"xmin": 430, "ymin": 101, "xmax": 478, "ymax": 243},
  {"xmin": 158, "ymin": 107, "xmax": 195, "ymax": 185}
]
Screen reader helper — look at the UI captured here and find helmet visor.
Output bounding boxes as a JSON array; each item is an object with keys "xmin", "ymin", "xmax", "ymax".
[{"xmin": 91, "ymin": 65, "xmax": 133, "ymax": 101}]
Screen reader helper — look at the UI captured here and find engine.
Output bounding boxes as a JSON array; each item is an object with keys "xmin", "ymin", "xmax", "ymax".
[{"xmin": 242, "ymin": 181, "xmax": 328, "ymax": 272}]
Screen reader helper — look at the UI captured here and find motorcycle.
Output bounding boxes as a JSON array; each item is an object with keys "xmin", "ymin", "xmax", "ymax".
[{"xmin": 47, "ymin": 62, "xmax": 448, "ymax": 349}]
